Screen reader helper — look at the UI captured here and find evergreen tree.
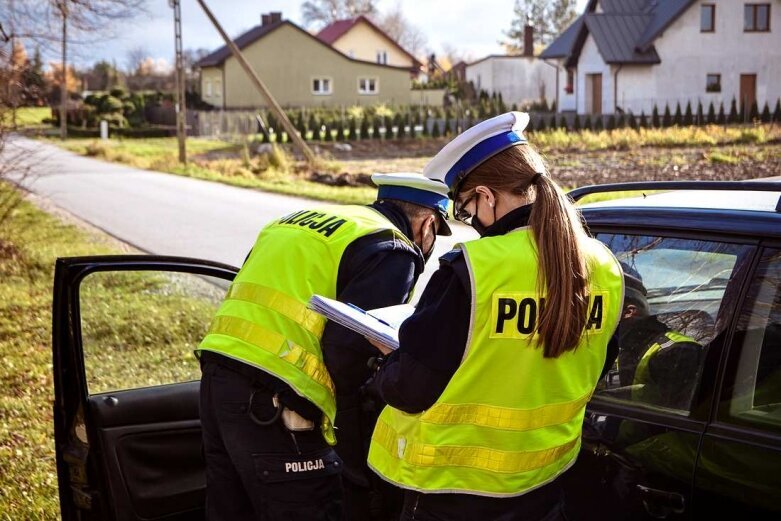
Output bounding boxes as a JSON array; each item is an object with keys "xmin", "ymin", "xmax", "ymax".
[
  {"xmin": 707, "ymin": 102, "xmax": 716, "ymax": 124},
  {"xmin": 573, "ymin": 114, "xmax": 581, "ymax": 132},
  {"xmin": 549, "ymin": 115, "xmax": 557, "ymax": 130},
  {"xmin": 583, "ymin": 114, "xmax": 592, "ymax": 131},
  {"xmin": 628, "ymin": 112, "xmax": 637, "ymax": 130},
  {"xmin": 526, "ymin": 116, "xmax": 536, "ymax": 133},
  {"xmin": 359, "ymin": 117, "xmax": 369, "ymax": 140},
  {"xmin": 373, "ymin": 117, "xmax": 383, "ymax": 140},
  {"xmin": 395, "ymin": 114, "xmax": 406, "ymax": 139},
  {"xmin": 749, "ymin": 101, "xmax": 759, "ymax": 122},
  {"xmin": 498, "ymin": 92, "xmax": 507, "ymax": 113},
  {"xmin": 511, "ymin": 103, "xmax": 518, "ymax": 112},
  {"xmin": 662, "ymin": 104, "xmax": 672, "ymax": 127},
  {"xmin": 728, "ymin": 98, "xmax": 739, "ymax": 123},
  {"xmin": 616, "ymin": 112, "xmax": 625, "ymax": 129},
  {"xmin": 673, "ymin": 102, "xmax": 683, "ymax": 126},
  {"xmin": 336, "ymin": 120, "xmax": 346, "ymax": 140},
  {"xmin": 443, "ymin": 112, "xmax": 452, "ymax": 136},
  {"xmin": 348, "ymin": 117, "xmax": 357, "ymax": 140},
  {"xmin": 717, "ymin": 102, "xmax": 726, "ymax": 125},
  {"xmin": 683, "ymin": 101, "xmax": 693, "ymax": 126},
  {"xmin": 536, "ymin": 115, "xmax": 547, "ymax": 131},
  {"xmin": 774, "ymin": 99, "xmax": 781, "ymax": 122},
  {"xmin": 323, "ymin": 123, "xmax": 333, "ymax": 141},
  {"xmin": 559, "ymin": 116, "xmax": 568, "ymax": 130},
  {"xmin": 760, "ymin": 102, "xmax": 771, "ymax": 123},
  {"xmin": 431, "ymin": 119, "xmax": 441, "ymax": 138},
  {"xmin": 594, "ymin": 116, "xmax": 604, "ymax": 131},
  {"xmin": 606, "ymin": 115, "xmax": 616, "ymax": 131},
  {"xmin": 652, "ymin": 105, "xmax": 660, "ymax": 128},
  {"xmin": 639, "ymin": 111, "xmax": 648, "ymax": 128},
  {"xmin": 695, "ymin": 102, "xmax": 704, "ymax": 126}
]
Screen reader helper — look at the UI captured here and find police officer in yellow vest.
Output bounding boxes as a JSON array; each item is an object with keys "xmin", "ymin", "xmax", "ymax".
[
  {"xmin": 618, "ymin": 264, "xmax": 702, "ymax": 411},
  {"xmin": 365, "ymin": 112, "xmax": 624, "ymax": 520},
  {"xmin": 197, "ymin": 173, "xmax": 451, "ymax": 521}
]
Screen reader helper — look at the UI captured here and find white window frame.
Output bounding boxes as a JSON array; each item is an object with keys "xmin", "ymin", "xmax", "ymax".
[
  {"xmin": 214, "ymin": 79, "xmax": 222, "ymax": 98},
  {"xmin": 205, "ymin": 79, "xmax": 213, "ymax": 97},
  {"xmin": 311, "ymin": 77, "xmax": 333, "ymax": 96},
  {"xmin": 376, "ymin": 50, "xmax": 388, "ymax": 65},
  {"xmin": 358, "ymin": 77, "xmax": 379, "ymax": 95}
]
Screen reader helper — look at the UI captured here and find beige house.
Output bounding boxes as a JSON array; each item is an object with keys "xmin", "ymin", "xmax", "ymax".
[
  {"xmin": 196, "ymin": 13, "xmax": 414, "ymax": 109},
  {"xmin": 316, "ymin": 15, "xmax": 422, "ymax": 75}
]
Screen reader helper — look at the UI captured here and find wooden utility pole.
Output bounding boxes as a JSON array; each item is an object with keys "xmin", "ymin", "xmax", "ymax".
[
  {"xmin": 194, "ymin": 0, "xmax": 317, "ymax": 165},
  {"xmin": 59, "ymin": 1, "xmax": 68, "ymax": 140},
  {"xmin": 170, "ymin": 0, "xmax": 186, "ymax": 163}
]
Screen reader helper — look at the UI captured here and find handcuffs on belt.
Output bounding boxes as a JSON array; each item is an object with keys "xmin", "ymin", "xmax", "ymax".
[{"xmin": 248, "ymin": 391, "xmax": 315, "ymax": 431}]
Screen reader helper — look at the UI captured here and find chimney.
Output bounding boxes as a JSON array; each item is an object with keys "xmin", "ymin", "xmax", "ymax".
[
  {"xmin": 269, "ymin": 12, "xmax": 282, "ymax": 24},
  {"xmin": 524, "ymin": 22, "xmax": 534, "ymax": 57},
  {"xmin": 261, "ymin": 13, "xmax": 271, "ymax": 26}
]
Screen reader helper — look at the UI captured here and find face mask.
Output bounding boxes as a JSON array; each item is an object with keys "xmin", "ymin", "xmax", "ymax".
[{"xmin": 471, "ymin": 215, "xmax": 489, "ymax": 237}]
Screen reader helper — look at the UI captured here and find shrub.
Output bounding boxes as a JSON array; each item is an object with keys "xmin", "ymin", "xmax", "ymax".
[
  {"xmin": 536, "ymin": 116, "xmax": 547, "ymax": 132},
  {"xmin": 594, "ymin": 116, "xmax": 604, "ymax": 131},
  {"xmin": 559, "ymin": 116, "xmax": 568, "ymax": 131},
  {"xmin": 100, "ymin": 95, "xmax": 124, "ymax": 114},
  {"xmin": 695, "ymin": 102, "xmax": 704, "ymax": 126},
  {"xmin": 109, "ymin": 87, "xmax": 127, "ymax": 99},
  {"xmin": 606, "ymin": 115, "xmax": 616, "ymax": 131},
  {"xmin": 774, "ymin": 99, "xmax": 781, "ymax": 122},
  {"xmin": 707, "ymin": 102, "xmax": 716, "ymax": 124},
  {"xmin": 431, "ymin": 120, "xmax": 441, "ymax": 138},
  {"xmin": 84, "ymin": 140, "xmax": 109, "ymax": 157},
  {"xmin": 639, "ymin": 111, "xmax": 648, "ymax": 128},
  {"xmin": 268, "ymin": 144, "xmax": 292, "ymax": 172},
  {"xmin": 651, "ymin": 105, "xmax": 660, "ymax": 128},
  {"xmin": 627, "ymin": 113, "xmax": 637, "ymax": 129},
  {"xmin": 749, "ymin": 101, "xmax": 759, "ymax": 122},
  {"xmin": 573, "ymin": 115, "xmax": 581, "ymax": 132},
  {"xmin": 372, "ymin": 117, "xmax": 382, "ymax": 140}
]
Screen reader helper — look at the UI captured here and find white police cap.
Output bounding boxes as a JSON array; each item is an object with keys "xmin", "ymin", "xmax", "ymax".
[
  {"xmin": 372, "ymin": 172, "xmax": 452, "ymax": 236},
  {"xmin": 423, "ymin": 111, "xmax": 530, "ymax": 197}
]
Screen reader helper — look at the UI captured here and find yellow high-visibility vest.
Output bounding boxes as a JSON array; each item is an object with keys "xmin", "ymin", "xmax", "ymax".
[
  {"xmin": 368, "ymin": 228, "xmax": 623, "ymax": 496},
  {"xmin": 199, "ymin": 205, "xmax": 415, "ymax": 445}
]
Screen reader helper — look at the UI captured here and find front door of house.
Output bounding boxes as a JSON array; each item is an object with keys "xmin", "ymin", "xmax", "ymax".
[
  {"xmin": 740, "ymin": 74, "xmax": 757, "ymax": 113},
  {"xmin": 591, "ymin": 74, "xmax": 602, "ymax": 114}
]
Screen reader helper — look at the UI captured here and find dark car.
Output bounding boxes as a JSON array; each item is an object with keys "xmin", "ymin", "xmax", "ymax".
[{"xmin": 52, "ymin": 181, "xmax": 781, "ymax": 521}]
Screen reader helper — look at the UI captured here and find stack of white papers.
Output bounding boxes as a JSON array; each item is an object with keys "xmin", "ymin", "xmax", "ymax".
[{"xmin": 308, "ymin": 295, "xmax": 415, "ymax": 351}]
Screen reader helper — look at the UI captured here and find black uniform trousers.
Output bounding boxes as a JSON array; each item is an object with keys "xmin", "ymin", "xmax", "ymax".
[{"xmin": 200, "ymin": 354, "xmax": 343, "ymax": 521}]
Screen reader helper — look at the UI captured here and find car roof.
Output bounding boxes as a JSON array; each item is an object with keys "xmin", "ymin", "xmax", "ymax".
[
  {"xmin": 576, "ymin": 180, "xmax": 781, "ymax": 239},
  {"xmin": 582, "ymin": 189, "xmax": 780, "ymax": 213}
]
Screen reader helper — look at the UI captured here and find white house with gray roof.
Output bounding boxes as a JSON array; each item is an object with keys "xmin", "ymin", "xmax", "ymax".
[{"xmin": 541, "ymin": 0, "xmax": 781, "ymax": 116}]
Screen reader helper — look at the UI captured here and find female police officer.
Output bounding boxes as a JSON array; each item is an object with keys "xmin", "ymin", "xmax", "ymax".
[{"xmin": 365, "ymin": 112, "xmax": 624, "ymax": 520}]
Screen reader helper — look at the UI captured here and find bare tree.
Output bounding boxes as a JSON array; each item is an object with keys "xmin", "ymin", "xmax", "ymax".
[
  {"xmin": 1, "ymin": 1, "xmax": 148, "ymax": 138},
  {"xmin": 376, "ymin": 4, "xmax": 427, "ymax": 57},
  {"xmin": 301, "ymin": 0, "xmax": 377, "ymax": 29},
  {"xmin": 125, "ymin": 45, "xmax": 150, "ymax": 76}
]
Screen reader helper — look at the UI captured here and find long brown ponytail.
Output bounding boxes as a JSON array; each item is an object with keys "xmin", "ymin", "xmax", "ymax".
[{"xmin": 458, "ymin": 145, "xmax": 589, "ymax": 358}]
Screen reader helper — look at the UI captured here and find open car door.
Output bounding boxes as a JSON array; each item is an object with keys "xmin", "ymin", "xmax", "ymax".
[{"xmin": 52, "ymin": 255, "xmax": 238, "ymax": 521}]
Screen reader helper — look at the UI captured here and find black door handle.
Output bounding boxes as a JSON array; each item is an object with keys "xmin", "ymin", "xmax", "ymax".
[{"xmin": 636, "ymin": 484, "xmax": 685, "ymax": 518}]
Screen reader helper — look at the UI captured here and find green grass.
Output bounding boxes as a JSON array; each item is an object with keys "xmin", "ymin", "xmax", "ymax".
[
  {"xmin": 47, "ymin": 137, "xmax": 376, "ymax": 205},
  {"xmin": 2, "ymin": 107, "xmax": 51, "ymax": 129},
  {"xmin": 0, "ymin": 182, "xmax": 224, "ymax": 518}
]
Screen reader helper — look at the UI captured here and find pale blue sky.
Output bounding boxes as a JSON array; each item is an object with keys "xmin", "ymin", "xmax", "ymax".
[{"xmin": 65, "ymin": 0, "xmax": 589, "ymax": 69}]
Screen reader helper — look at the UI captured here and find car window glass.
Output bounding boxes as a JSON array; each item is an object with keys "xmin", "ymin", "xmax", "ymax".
[
  {"xmin": 720, "ymin": 248, "xmax": 781, "ymax": 432},
  {"xmin": 595, "ymin": 234, "xmax": 752, "ymax": 414},
  {"xmin": 79, "ymin": 270, "xmax": 227, "ymax": 394}
]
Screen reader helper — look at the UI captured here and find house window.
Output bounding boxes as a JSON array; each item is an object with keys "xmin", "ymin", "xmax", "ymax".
[
  {"xmin": 376, "ymin": 50, "xmax": 388, "ymax": 65},
  {"xmin": 565, "ymin": 69, "xmax": 575, "ymax": 94},
  {"xmin": 745, "ymin": 4, "xmax": 770, "ymax": 32},
  {"xmin": 358, "ymin": 77, "xmax": 379, "ymax": 95},
  {"xmin": 205, "ymin": 79, "xmax": 212, "ymax": 97},
  {"xmin": 312, "ymin": 77, "xmax": 332, "ymax": 95},
  {"xmin": 214, "ymin": 79, "xmax": 222, "ymax": 97},
  {"xmin": 706, "ymin": 74, "xmax": 721, "ymax": 93},
  {"xmin": 701, "ymin": 4, "xmax": 715, "ymax": 32}
]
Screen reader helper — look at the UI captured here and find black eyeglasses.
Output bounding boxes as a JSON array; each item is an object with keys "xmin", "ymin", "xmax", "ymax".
[{"xmin": 454, "ymin": 192, "xmax": 477, "ymax": 224}]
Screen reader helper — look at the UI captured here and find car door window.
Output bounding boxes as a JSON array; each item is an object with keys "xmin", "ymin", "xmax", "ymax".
[
  {"xmin": 595, "ymin": 233, "xmax": 752, "ymax": 414},
  {"xmin": 720, "ymin": 248, "xmax": 781, "ymax": 431},
  {"xmin": 79, "ymin": 270, "xmax": 227, "ymax": 394}
]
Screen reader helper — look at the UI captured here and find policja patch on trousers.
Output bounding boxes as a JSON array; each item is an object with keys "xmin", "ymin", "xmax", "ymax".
[{"xmin": 254, "ymin": 447, "xmax": 342, "ymax": 483}]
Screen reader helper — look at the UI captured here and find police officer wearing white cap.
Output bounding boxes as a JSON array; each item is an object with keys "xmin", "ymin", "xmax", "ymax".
[
  {"xmin": 197, "ymin": 173, "xmax": 450, "ymax": 521},
  {"xmin": 366, "ymin": 113, "xmax": 624, "ymax": 520}
]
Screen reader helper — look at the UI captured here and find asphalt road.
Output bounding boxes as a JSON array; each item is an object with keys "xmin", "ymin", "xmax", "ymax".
[{"xmin": 5, "ymin": 135, "xmax": 477, "ymax": 293}]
